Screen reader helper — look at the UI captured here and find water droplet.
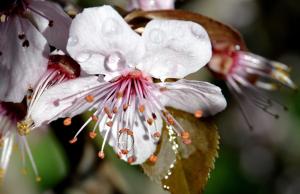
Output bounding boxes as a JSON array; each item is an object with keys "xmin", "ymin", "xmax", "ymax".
[
  {"xmin": 191, "ymin": 24, "xmax": 205, "ymax": 39},
  {"xmin": 68, "ymin": 36, "xmax": 78, "ymax": 46},
  {"xmin": 150, "ymin": 29, "xmax": 164, "ymax": 44},
  {"xmin": 104, "ymin": 52, "xmax": 126, "ymax": 71},
  {"xmin": 76, "ymin": 53, "xmax": 91, "ymax": 62},
  {"xmin": 102, "ymin": 18, "xmax": 120, "ymax": 35}
]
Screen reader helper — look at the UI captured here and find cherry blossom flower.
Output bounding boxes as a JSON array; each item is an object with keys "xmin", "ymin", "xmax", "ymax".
[
  {"xmin": 0, "ymin": 102, "xmax": 41, "ymax": 181},
  {"xmin": 17, "ymin": 54, "xmax": 80, "ymax": 135},
  {"xmin": 128, "ymin": 0, "xmax": 175, "ymax": 11},
  {"xmin": 22, "ymin": 6, "xmax": 226, "ymax": 164},
  {"xmin": 0, "ymin": 0, "xmax": 71, "ymax": 102},
  {"xmin": 208, "ymin": 44, "xmax": 296, "ymax": 129}
]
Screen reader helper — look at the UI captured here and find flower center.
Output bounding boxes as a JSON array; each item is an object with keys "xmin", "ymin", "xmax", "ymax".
[
  {"xmin": 18, "ymin": 55, "xmax": 80, "ymax": 134},
  {"xmin": 63, "ymin": 70, "xmax": 192, "ymax": 163}
]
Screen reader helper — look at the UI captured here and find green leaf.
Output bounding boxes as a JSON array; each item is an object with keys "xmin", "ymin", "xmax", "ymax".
[{"xmin": 142, "ymin": 108, "xmax": 220, "ymax": 194}]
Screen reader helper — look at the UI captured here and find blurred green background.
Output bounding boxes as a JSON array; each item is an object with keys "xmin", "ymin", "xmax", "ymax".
[{"xmin": 1, "ymin": 0, "xmax": 300, "ymax": 194}]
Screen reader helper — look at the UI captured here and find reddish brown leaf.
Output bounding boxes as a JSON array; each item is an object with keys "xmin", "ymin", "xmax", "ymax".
[
  {"xmin": 142, "ymin": 108, "xmax": 220, "ymax": 194},
  {"xmin": 125, "ymin": 10, "xmax": 247, "ymax": 50}
]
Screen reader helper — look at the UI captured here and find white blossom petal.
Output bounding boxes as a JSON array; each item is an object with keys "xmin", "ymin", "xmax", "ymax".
[
  {"xmin": 137, "ymin": 20, "xmax": 212, "ymax": 80},
  {"xmin": 158, "ymin": 79, "xmax": 227, "ymax": 116},
  {"xmin": 0, "ymin": 16, "xmax": 49, "ymax": 102},
  {"xmin": 30, "ymin": 76, "xmax": 101, "ymax": 127},
  {"xmin": 67, "ymin": 6, "xmax": 144, "ymax": 75},
  {"xmin": 29, "ymin": 0, "xmax": 71, "ymax": 52},
  {"xmin": 99, "ymin": 103, "xmax": 163, "ymax": 164},
  {"xmin": 129, "ymin": 0, "xmax": 175, "ymax": 10}
]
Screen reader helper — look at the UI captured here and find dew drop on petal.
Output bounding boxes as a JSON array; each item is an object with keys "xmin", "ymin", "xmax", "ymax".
[
  {"xmin": 76, "ymin": 53, "xmax": 91, "ymax": 63},
  {"xmin": 149, "ymin": 29, "xmax": 165, "ymax": 44},
  {"xmin": 68, "ymin": 36, "xmax": 78, "ymax": 47},
  {"xmin": 191, "ymin": 24, "xmax": 205, "ymax": 39},
  {"xmin": 102, "ymin": 18, "xmax": 120, "ymax": 35},
  {"xmin": 104, "ymin": 52, "xmax": 126, "ymax": 71}
]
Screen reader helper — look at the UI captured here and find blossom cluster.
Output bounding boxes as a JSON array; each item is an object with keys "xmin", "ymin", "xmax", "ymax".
[{"xmin": 0, "ymin": 0, "xmax": 295, "ymax": 182}]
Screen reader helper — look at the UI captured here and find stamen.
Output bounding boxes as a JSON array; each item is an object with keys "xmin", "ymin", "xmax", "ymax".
[
  {"xmin": 194, "ymin": 110, "xmax": 203, "ymax": 118},
  {"xmin": 147, "ymin": 118, "xmax": 153, "ymax": 125},
  {"xmin": 48, "ymin": 20, "xmax": 54, "ymax": 27},
  {"xmin": 138, "ymin": 104, "xmax": 145, "ymax": 113},
  {"xmin": 22, "ymin": 40, "xmax": 29, "ymax": 47},
  {"xmin": 127, "ymin": 156, "xmax": 136, "ymax": 164},
  {"xmin": 85, "ymin": 95, "xmax": 94, "ymax": 103},
  {"xmin": 91, "ymin": 115, "xmax": 98, "ymax": 121},
  {"xmin": 89, "ymin": 131, "xmax": 97, "ymax": 139},
  {"xmin": 181, "ymin": 131, "xmax": 190, "ymax": 139},
  {"xmin": 36, "ymin": 176, "xmax": 42, "ymax": 182},
  {"xmin": 149, "ymin": 155, "xmax": 158, "ymax": 163},
  {"xmin": 153, "ymin": 131, "xmax": 161, "ymax": 138},
  {"xmin": 121, "ymin": 149, "xmax": 129, "ymax": 155},
  {"xmin": 123, "ymin": 103, "xmax": 129, "ymax": 111},
  {"xmin": 69, "ymin": 137, "xmax": 77, "ymax": 144},
  {"xmin": 116, "ymin": 91, "xmax": 123, "ymax": 98},
  {"xmin": 63, "ymin": 117, "xmax": 72, "ymax": 126},
  {"xmin": 112, "ymin": 107, "xmax": 118, "ymax": 114},
  {"xmin": 106, "ymin": 121, "xmax": 113, "ymax": 127},
  {"xmin": 98, "ymin": 151, "xmax": 105, "ymax": 159}
]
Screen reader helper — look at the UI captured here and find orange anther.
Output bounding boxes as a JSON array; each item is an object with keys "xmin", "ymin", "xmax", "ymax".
[
  {"xmin": 181, "ymin": 131, "xmax": 190, "ymax": 139},
  {"xmin": 159, "ymin": 87, "xmax": 168, "ymax": 92},
  {"xmin": 98, "ymin": 151, "xmax": 105, "ymax": 159},
  {"xmin": 63, "ymin": 117, "xmax": 72, "ymax": 126},
  {"xmin": 149, "ymin": 155, "xmax": 158, "ymax": 163},
  {"xmin": 138, "ymin": 104, "xmax": 145, "ymax": 113},
  {"xmin": 147, "ymin": 118, "xmax": 153, "ymax": 125},
  {"xmin": 121, "ymin": 149, "xmax": 129, "ymax": 155},
  {"xmin": 152, "ymin": 113, "xmax": 157, "ymax": 120},
  {"xmin": 85, "ymin": 95, "xmax": 94, "ymax": 103},
  {"xmin": 106, "ymin": 121, "xmax": 113, "ymax": 127},
  {"xmin": 35, "ymin": 176, "xmax": 42, "ymax": 182},
  {"xmin": 153, "ymin": 132, "xmax": 161, "ymax": 138},
  {"xmin": 91, "ymin": 115, "xmax": 98, "ymax": 121},
  {"xmin": 162, "ymin": 111, "xmax": 168, "ymax": 117},
  {"xmin": 116, "ymin": 91, "xmax": 123, "ymax": 98},
  {"xmin": 194, "ymin": 110, "xmax": 203, "ymax": 118},
  {"xmin": 166, "ymin": 115, "xmax": 174, "ymax": 125},
  {"xmin": 127, "ymin": 130, "xmax": 134, "ymax": 136},
  {"xmin": 183, "ymin": 139, "xmax": 192, "ymax": 145},
  {"xmin": 112, "ymin": 107, "xmax": 118, "ymax": 114},
  {"xmin": 119, "ymin": 128, "xmax": 128, "ymax": 133},
  {"xmin": 127, "ymin": 156, "xmax": 136, "ymax": 164},
  {"xmin": 104, "ymin": 106, "xmax": 111, "ymax": 115},
  {"xmin": 89, "ymin": 131, "xmax": 97, "ymax": 139},
  {"xmin": 69, "ymin": 137, "xmax": 77, "ymax": 144},
  {"xmin": 123, "ymin": 103, "xmax": 129, "ymax": 111}
]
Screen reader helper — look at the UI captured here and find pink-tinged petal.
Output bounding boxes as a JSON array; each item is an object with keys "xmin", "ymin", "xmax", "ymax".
[
  {"xmin": 0, "ymin": 16, "xmax": 49, "ymax": 103},
  {"xmin": 137, "ymin": 20, "xmax": 212, "ymax": 80},
  {"xmin": 98, "ymin": 103, "xmax": 163, "ymax": 165},
  {"xmin": 28, "ymin": 0, "xmax": 71, "ymax": 52},
  {"xmin": 67, "ymin": 6, "xmax": 144, "ymax": 75},
  {"xmin": 158, "ymin": 79, "xmax": 227, "ymax": 116},
  {"xmin": 30, "ymin": 76, "xmax": 101, "ymax": 127},
  {"xmin": 129, "ymin": 0, "xmax": 175, "ymax": 11}
]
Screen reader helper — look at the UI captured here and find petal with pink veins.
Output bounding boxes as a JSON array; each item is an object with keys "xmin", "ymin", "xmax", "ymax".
[
  {"xmin": 0, "ymin": 16, "xmax": 49, "ymax": 103},
  {"xmin": 29, "ymin": 0, "xmax": 71, "ymax": 52},
  {"xmin": 158, "ymin": 79, "xmax": 227, "ymax": 116},
  {"xmin": 30, "ymin": 76, "xmax": 101, "ymax": 128},
  {"xmin": 67, "ymin": 6, "xmax": 144, "ymax": 76},
  {"xmin": 137, "ymin": 20, "xmax": 212, "ymax": 80}
]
